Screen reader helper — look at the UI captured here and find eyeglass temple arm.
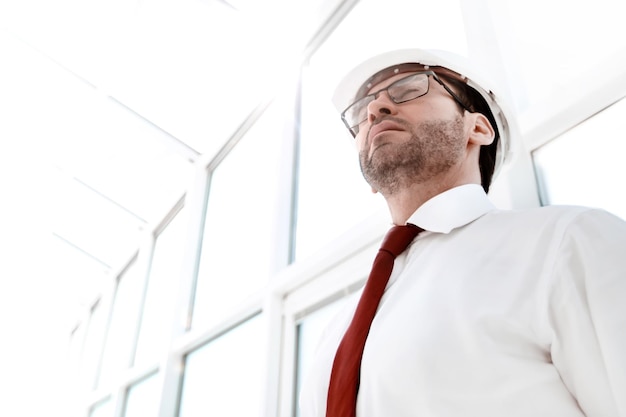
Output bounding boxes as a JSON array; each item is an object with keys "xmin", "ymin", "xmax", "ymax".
[{"xmin": 433, "ymin": 75, "xmax": 472, "ymax": 112}]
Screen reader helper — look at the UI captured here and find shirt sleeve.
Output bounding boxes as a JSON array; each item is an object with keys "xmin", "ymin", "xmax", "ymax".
[{"xmin": 549, "ymin": 208, "xmax": 626, "ymax": 416}]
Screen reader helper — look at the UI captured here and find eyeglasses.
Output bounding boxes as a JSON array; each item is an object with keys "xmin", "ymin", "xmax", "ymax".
[{"xmin": 341, "ymin": 70, "xmax": 471, "ymax": 137}]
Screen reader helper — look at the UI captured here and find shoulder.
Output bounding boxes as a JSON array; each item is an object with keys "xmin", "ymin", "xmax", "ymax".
[
  {"xmin": 533, "ymin": 205, "xmax": 625, "ymax": 237},
  {"xmin": 486, "ymin": 204, "xmax": 624, "ymax": 231},
  {"xmin": 551, "ymin": 206, "xmax": 626, "ymax": 250},
  {"xmin": 475, "ymin": 205, "xmax": 626, "ymax": 251},
  {"xmin": 502, "ymin": 205, "xmax": 626, "ymax": 265}
]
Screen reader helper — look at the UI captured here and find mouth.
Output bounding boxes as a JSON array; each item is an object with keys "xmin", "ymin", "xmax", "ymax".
[{"xmin": 368, "ymin": 119, "xmax": 404, "ymax": 141}]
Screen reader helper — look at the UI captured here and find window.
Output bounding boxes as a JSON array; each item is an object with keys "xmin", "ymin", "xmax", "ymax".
[
  {"xmin": 134, "ymin": 208, "xmax": 188, "ymax": 366},
  {"xmin": 81, "ymin": 300, "xmax": 108, "ymax": 391},
  {"xmin": 89, "ymin": 398, "xmax": 113, "ymax": 417},
  {"xmin": 533, "ymin": 97, "xmax": 626, "ymax": 220},
  {"xmin": 178, "ymin": 315, "xmax": 267, "ymax": 417},
  {"xmin": 98, "ymin": 261, "xmax": 144, "ymax": 388},
  {"xmin": 192, "ymin": 100, "xmax": 294, "ymax": 329},
  {"xmin": 502, "ymin": 0, "xmax": 626, "ymax": 113},
  {"xmin": 295, "ymin": 297, "xmax": 349, "ymax": 417},
  {"xmin": 123, "ymin": 373, "xmax": 160, "ymax": 417}
]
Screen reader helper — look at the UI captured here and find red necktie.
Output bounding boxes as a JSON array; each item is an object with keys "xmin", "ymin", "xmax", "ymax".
[{"xmin": 326, "ymin": 224, "xmax": 423, "ymax": 417}]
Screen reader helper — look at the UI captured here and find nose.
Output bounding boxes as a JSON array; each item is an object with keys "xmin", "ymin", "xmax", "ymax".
[{"xmin": 366, "ymin": 91, "xmax": 397, "ymax": 124}]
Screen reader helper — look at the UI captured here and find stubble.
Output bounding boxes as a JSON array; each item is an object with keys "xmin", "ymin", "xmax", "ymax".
[{"xmin": 359, "ymin": 116, "xmax": 466, "ymax": 195}]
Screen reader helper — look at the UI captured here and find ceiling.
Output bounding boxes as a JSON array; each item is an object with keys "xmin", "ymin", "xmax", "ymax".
[{"xmin": 0, "ymin": 0, "xmax": 342, "ymax": 340}]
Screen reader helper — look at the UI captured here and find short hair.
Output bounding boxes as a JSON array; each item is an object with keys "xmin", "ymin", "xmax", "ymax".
[{"xmin": 432, "ymin": 69, "xmax": 499, "ymax": 193}]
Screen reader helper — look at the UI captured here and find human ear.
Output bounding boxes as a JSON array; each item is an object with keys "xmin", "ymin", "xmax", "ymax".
[{"xmin": 468, "ymin": 113, "xmax": 495, "ymax": 146}]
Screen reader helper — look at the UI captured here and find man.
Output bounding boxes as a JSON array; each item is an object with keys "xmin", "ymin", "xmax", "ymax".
[{"xmin": 299, "ymin": 49, "xmax": 626, "ymax": 417}]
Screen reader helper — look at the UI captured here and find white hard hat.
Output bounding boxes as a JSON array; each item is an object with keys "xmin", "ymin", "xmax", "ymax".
[{"xmin": 332, "ymin": 48, "xmax": 517, "ymax": 179}]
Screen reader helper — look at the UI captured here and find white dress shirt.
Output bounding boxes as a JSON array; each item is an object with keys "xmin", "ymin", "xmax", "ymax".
[{"xmin": 299, "ymin": 184, "xmax": 626, "ymax": 417}]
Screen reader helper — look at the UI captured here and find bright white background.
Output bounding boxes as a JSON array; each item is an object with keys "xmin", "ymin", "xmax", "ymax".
[{"xmin": 0, "ymin": 0, "xmax": 625, "ymax": 416}]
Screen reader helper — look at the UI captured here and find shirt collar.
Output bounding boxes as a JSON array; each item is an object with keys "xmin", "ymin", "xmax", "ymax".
[{"xmin": 406, "ymin": 184, "xmax": 495, "ymax": 234}]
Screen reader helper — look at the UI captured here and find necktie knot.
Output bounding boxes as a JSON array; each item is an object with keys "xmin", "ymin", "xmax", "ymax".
[{"xmin": 379, "ymin": 224, "xmax": 422, "ymax": 258}]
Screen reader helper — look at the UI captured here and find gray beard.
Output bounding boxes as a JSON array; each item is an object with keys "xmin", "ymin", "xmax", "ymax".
[{"xmin": 359, "ymin": 116, "xmax": 465, "ymax": 195}]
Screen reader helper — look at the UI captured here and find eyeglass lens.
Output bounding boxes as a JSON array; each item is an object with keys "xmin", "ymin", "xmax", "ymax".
[{"xmin": 343, "ymin": 72, "xmax": 430, "ymax": 131}]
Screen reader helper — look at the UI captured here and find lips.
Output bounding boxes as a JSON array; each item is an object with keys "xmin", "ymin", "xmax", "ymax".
[{"xmin": 368, "ymin": 119, "xmax": 404, "ymax": 141}]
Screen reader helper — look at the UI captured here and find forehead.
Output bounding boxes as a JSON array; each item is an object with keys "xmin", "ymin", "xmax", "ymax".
[
  {"xmin": 355, "ymin": 63, "xmax": 466, "ymax": 98},
  {"xmin": 366, "ymin": 70, "xmax": 424, "ymax": 95}
]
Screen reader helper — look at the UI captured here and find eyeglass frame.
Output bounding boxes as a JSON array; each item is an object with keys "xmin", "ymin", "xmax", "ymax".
[{"xmin": 340, "ymin": 70, "xmax": 472, "ymax": 137}]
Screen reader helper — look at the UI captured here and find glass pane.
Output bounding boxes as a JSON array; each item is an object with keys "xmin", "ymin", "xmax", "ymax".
[
  {"xmin": 81, "ymin": 300, "xmax": 108, "ymax": 391},
  {"xmin": 178, "ymin": 315, "xmax": 266, "ymax": 417},
  {"xmin": 503, "ymin": 0, "xmax": 626, "ymax": 112},
  {"xmin": 134, "ymin": 208, "xmax": 188, "ymax": 366},
  {"xmin": 98, "ymin": 262, "xmax": 144, "ymax": 388},
  {"xmin": 1, "ymin": 26, "xmax": 193, "ymax": 272},
  {"xmin": 89, "ymin": 398, "xmax": 113, "ymax": 417},
  {"xmin": 45, "ymin": 92, "xmax": 194, "ymax": 228},
  {"xmin": 123, "ymin": 373, "xmax": 160, "ymax": 417},
  {"xmin": 533, "ymin": 97, "xmax": 626, "ymax": 220},
  {"xmin": 52, "ymin": 176, "xmax": 145, "ymax": 270},
  {"xmin": 192, "ymin": 101, "xmax": 290, "ymax": 329},
  {"xmin": 295, "ymin": 297, "xmax": 349, "ymax": 417},
  {"xmin": 295, "ymin": 0, "xmax": 467, "ymax": 260},
  {"xmin": 69, "ymin": 324, "xmax": 85, "ymax": 383},
  {"xmin": 67, "ymin": 325, "xmax": 85, "ymax": 414},
  {"xmin": 100, "ymin": 0, "xmax": 269, "ymax": 158}
]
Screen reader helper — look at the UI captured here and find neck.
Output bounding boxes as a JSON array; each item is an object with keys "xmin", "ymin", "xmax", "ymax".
[
  {"xmin": 382, "ymin": 185, "xmax": 442, "ymax": 225},
  {"xmin": 380, "ymin": 172, "xmax": 480, "ymax": 225},
  {"xmin": 370, "ymin": 144, "xmax": 486, "ymax": 225}
]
